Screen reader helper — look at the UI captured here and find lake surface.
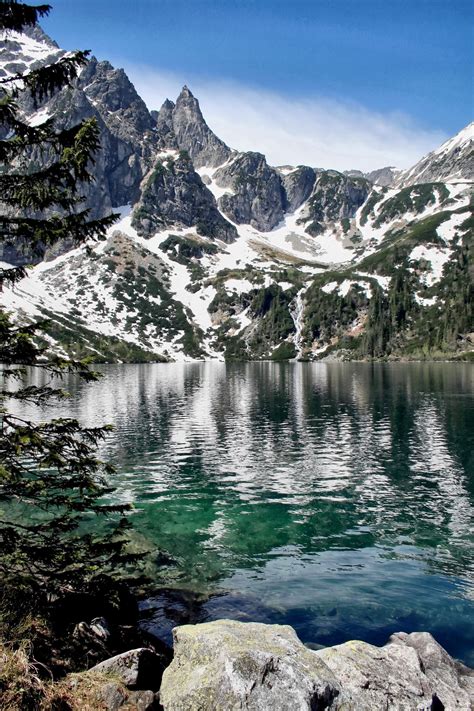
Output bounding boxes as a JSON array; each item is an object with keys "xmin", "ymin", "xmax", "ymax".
[{"xmin": 14, "ymin": 362, "xmax": 474, "ymax": 663}]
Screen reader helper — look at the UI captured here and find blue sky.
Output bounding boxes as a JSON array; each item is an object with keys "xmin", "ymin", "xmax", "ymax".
[{"xmin": 41, "ymin": 0, "xmax": 473, "ymax": 170}]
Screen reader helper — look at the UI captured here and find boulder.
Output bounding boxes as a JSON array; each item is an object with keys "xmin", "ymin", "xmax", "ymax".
[
  {"xmin": 61, "ymin": 676, "xmax": 159, "ymax": 711},
  {"xmin": 90, "ymin": 648, "xmax": 165, "ymax": 691},
  {"xmin": 389, "ymin": 632, "xmax": 474, "ymax": 709},
  {"xmin": 315, "ymin": 632, "xmax": 474, "ymax": 710},
  {"xmin": 124, "ymin": 690, "xmax": 158, "ymax": 710},
  {"xmin": 73, "ymin": 616, "xmax": 111, "ymax": 645},
  {"xmin": 315, "ymin": 639, "xmax": 436, "ymax": 710},
  {"xmin": 159, "ymin": 619, "xmax": 342, "ymax": 710}
]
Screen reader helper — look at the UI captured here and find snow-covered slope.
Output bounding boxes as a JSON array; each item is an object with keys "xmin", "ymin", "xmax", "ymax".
[
  {"xmin": 396, "ymin": 123, "xmax": 474, "ymax": 187},
  {"xmin": 0, "ymin": 25, "xmax": 64, "ymax": 79}
]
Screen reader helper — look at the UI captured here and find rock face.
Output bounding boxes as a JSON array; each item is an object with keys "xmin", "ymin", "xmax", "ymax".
[
  {"xmin": 16, "ymin": 54, "xmax": 160, "ymax": 216},
  {"xmin": 214, "ymin": 152, "xmax": 286, "ymax": 231},
  {"xmin": 75, "ymin": 56, "xmax": 158, "ymax": 208},
  {"xmin": 165, "ymin": 85, "xmax": 232, "ymax": 169},
  {"xmin": 365, "ymin": 166, "xmax": 401, "ymax": 186},
  {"xmin": 160, "ymin": 620, "xmax": 342, "ymax": 711},
  {"xmin": 159, "ymin": 621, "xmax": 474, "ymax": 711},
  {"xmin": 301, "ymin": 170, "xmax": 370, "ymax": 235},
  {"xmin": 282, "ymin": 166, "xmax": 317, "ymax": 212},
  {"xmin": 156, "ymin": 98, "xmax": 178, "ymax": 150},
  {"xmin": 131, "ymin": 152, "xmax": 237, "ymax": 242}
]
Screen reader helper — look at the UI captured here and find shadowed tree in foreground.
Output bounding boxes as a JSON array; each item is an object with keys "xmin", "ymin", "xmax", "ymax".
[{"xmin": 0, "ymin": 1, "xmax": 142, "ymax": 624}]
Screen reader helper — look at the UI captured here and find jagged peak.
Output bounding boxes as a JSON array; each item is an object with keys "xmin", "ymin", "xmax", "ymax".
[
  {"xmin": 174, "ymin": 84, "xmax": 202, "ymax": 117},
  {"xmin": 168, "ymin": 84, "xmax": 231, "ymax": 168},
  {"xmin": 178, "ymin": 84, "xmax": 194, "ymax": 99},
  {"xmin": 157, "ymin": 98, "xmax": 175, "ymax": 125},
  {"xmin": 160, "ymin": 98, "xmax": 175, "ymax": 111}
]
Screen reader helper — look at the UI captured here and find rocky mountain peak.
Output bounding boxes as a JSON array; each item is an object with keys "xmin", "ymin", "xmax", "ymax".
[
  {"xmin": 167, "ymin": 85, "xmax": 232, "ymax": 169},
  {"xmin": 175, "ymin": 84, "xmax": 202, "ymax": 117},
  {"xmin": 161, "ymin": 98, "xmax": 175, "ymax": 111},
  {"xmin": 178, "ymin": 84, "xmax": 194, "ymax": 99}
]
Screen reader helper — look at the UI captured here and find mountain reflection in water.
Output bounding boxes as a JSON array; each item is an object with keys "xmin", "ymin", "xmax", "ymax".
[{"xmin": 13, "ymin": 362, "xmax": 474, "ymax": 663}]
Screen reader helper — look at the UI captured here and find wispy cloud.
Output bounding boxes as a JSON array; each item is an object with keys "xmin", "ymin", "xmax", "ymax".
[{"xmin": 122, "ymin": 63, "xmax": 447, "ymax": 172}]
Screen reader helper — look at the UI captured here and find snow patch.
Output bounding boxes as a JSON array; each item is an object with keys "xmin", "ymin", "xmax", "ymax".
[
  {"xmin": 409, "ymin": 245, "xmax": 451, "ymax": 286},
  {"xmin": 224, "ymin": 278, "xmax": 254, "ymax": 294},
  {"xmin": 321, "ymin": 281, "xmax": 338, "ymax": 294}
]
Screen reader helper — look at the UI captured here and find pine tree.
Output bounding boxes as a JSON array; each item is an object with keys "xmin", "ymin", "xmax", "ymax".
[{"xmin": 0, "ymin": 2, "xmax": 141, "ymax": 614}]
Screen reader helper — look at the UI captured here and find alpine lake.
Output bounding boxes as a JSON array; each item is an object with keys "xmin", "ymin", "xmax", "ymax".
[{"xmin": 15, "ymin": 362, "xmax": 474, "ymax": 665}]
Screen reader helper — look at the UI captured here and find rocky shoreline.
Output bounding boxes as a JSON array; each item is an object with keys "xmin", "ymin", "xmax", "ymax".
[{"xmin": 68, "ymin": 616, "xmax": 473, "ymax": 710}]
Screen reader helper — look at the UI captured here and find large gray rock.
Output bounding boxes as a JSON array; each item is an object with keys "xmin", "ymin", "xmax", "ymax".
[
  {"xmin": 316, "ymin": 639, "xmax": 435, "ymax": 710},
  {"xmin": 159, "ymin": 620, "xmax": 342, "ymax": 711},
  {"xmin": 214, "ymin": 151, "xmax": 286, "ymax": 231},
  {"xmin": 160, "ymin": 621, "xmax": 474, "ymax": 711},
  {"xmin": 316, "ymin": 632, "xmax": 474, "ymax": 710},
  {"xmin": 389, "ymin": 632, "xmax": 474, "ymax": 709},
  {"xmin": 90, "ymin": 647, "xmax": 165, "ymax": 691}
]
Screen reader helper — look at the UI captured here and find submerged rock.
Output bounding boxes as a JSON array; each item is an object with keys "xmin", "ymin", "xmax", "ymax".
[{"xmin": 159, "ymin": 620, "xmax": 474, "ymax": 710}]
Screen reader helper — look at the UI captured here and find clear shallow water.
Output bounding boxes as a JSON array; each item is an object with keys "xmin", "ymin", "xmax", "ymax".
[{"xmin": 13, "ymin": 363, "xmax": 474, "ymax": 663}]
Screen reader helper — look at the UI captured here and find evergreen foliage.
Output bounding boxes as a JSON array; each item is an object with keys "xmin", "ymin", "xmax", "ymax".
[{"xmin": 0, "ymin": 1, "xmax": 140, "ymax": 614}]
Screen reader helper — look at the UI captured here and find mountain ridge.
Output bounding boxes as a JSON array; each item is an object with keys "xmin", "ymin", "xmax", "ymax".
[{"xmin": 1, "ymin": 26, "xmax": 472, "ymax": 362}]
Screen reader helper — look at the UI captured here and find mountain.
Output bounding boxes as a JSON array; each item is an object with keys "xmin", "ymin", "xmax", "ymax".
[{"xmin": 1, "ymin": 27, "xmax": 472, "ymax": 362}]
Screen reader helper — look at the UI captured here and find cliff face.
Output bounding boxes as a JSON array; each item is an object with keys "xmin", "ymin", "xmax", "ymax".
[
  {"xmin": 132, "ymin": 152, "xmax": 237, "ymax": 243},
  {"xmin": 214, "ymin": 151, "xmax": 286, "ymax": 231}
]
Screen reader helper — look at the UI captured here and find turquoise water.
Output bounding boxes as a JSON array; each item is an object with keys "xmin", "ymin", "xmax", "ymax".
[{"xmin": 16, "ymin": 363, "xmax": 474, "ymax": 663}]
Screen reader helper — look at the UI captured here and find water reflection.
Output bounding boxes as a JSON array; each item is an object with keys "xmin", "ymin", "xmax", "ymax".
[{"xmin": 10, "ymin": 362, "xmax": 474, "ymax": 662}]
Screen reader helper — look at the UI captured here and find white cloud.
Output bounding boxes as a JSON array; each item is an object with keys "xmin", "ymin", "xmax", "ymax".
[{"xmin": 121, "ymin": 62, "xmax": 447, "ymax": 172}]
